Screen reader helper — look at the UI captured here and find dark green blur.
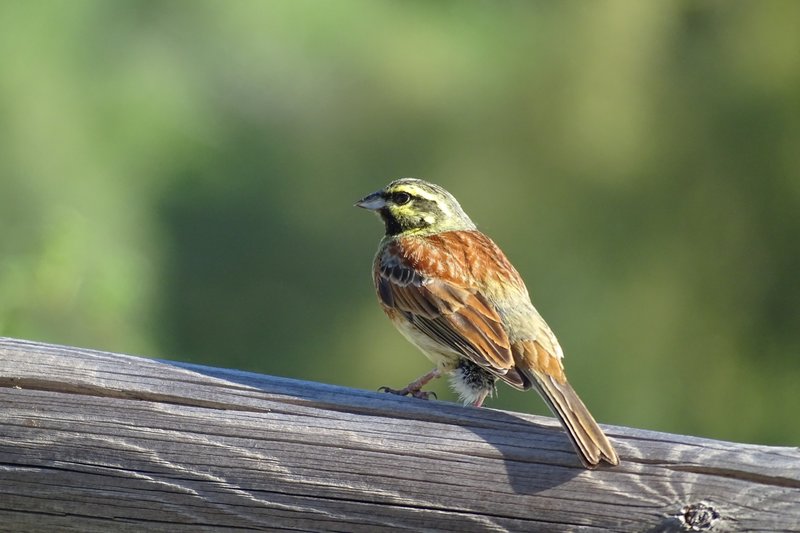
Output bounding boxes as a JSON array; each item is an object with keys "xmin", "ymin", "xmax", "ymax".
[{"xmin": 1, "ymin": 1, "xmax": 798, "ymax": 445}]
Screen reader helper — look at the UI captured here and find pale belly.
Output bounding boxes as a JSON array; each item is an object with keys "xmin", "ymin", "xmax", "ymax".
[{"xmin": 392, "ymin": 314, "xmax": 462, "ymax": 371}]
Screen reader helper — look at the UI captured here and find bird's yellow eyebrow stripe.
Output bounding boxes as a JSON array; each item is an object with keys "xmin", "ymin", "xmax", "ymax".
[{"xmin": 390, "ymin": 184, "xmax": 439, "ymax": 202}]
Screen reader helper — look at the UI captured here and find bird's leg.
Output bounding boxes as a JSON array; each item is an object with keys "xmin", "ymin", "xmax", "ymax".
[
  {"xmin": 379, "ymin": 368, "xmax": 441, "ymax": 400},
  {"xmin": 472, "ymin": 389, "xmax": 490, "ymax": 408}
]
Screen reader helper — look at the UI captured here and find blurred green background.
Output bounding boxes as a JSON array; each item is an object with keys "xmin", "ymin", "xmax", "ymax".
[{"xmin": 1, "ymin": 1, "xmax": 798, "ymax": 446}]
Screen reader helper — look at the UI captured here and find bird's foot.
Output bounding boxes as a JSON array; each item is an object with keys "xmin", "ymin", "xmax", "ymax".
[{"xmin": 378, "ymin": 386, "xmax": 437, "ymax": 401}]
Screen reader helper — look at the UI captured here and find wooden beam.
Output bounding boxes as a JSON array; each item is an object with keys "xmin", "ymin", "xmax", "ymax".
[{"xmin": 1, "ymin": 337, "xmax": 798, "ymax": 531}]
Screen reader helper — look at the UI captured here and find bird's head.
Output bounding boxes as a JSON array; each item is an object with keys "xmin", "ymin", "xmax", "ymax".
[{"xmin": 356, "ymin": 178, "xmax": 476, "ymax": 237}]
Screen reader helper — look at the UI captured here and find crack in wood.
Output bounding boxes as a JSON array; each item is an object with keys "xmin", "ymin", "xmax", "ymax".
[
  {"xmin": 0, "ymin": 377, "xmax": 272, "ymax": 415},
  {"xmin": 667, "ymin": 464, "xmax": 800, "ymax": 490}
]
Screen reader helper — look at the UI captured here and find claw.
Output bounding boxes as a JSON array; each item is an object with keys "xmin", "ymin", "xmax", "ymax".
[
  {"xmin": 377, "ymin": 369, "xmax": 442, "ymax": 402},
  {"xmin": 378, "ymin": 386, "xmax": 436, "ymax": 401},
  {"xmin": 411, "ymin": 390, "xmax": 437, "ymax": 400}
]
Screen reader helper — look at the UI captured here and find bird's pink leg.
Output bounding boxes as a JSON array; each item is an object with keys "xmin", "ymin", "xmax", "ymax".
[
  {"xmin": 380, "ymin": 368, "xmax": 441, "ymax": 400},
  {"xmin": 472, "ymin": 389, "xmax": 490, "ymax": 408}
]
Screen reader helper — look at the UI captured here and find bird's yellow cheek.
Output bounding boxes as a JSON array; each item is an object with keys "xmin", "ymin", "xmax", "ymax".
[{"xmin": 391, "ymin": 204, "xmax": 417, "ymax": 218}]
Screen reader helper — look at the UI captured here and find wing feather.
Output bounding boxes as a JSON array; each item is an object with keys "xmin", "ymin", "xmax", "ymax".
[{"xmin": 375, "ymin": 238, "xmax": 515, "ymax": 373}]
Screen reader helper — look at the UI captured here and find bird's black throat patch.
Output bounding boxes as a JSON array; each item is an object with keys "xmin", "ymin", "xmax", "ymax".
[{"xmin": 380, "ymin": 208, "xmax": 404, "ymax": 236}]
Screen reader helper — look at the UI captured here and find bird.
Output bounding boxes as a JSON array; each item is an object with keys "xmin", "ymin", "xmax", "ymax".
[{"xmin": 355, "ymin": 177, "xmax": 619, "ymax": 468}]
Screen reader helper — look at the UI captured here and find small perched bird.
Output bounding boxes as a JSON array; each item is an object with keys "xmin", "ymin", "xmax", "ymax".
[{"xmin": 356, "ymin": 178, "xmax": 619, "ymax": 468}]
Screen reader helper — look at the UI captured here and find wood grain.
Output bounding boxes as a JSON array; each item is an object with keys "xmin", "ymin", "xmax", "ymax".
[{"xmin": 0, "ymin": 337, "xmax": 798, "ymax": 532}]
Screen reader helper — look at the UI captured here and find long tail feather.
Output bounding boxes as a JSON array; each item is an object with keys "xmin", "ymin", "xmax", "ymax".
[{"xmin": 531, "ymin": 372, "xmax": 619, "ymax": 467}]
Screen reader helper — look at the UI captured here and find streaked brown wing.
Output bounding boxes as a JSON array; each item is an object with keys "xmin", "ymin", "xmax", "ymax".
[{"xmin": 374, "ymin": 233, "xmax": 521, "ymax": 381}]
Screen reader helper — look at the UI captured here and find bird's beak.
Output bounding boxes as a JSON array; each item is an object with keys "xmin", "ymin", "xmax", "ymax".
[{"xmin": 354, "ymin": 191, "xmax": 386, "ymax": 211}]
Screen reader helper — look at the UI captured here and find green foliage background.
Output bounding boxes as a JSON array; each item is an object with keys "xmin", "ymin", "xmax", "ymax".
[{"xmin": 2, "ymin": 1, "xmax": 798, "ymax": 445}]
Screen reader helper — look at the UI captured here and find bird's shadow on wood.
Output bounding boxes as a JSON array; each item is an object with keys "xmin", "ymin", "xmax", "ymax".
[{"xmin": 456, "ymin": 408, "xmax": 584, "ymax": 495}]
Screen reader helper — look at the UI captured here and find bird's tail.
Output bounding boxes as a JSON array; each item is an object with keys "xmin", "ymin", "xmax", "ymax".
[{"xmin": 531, "ymin": 372, "xmax": 619, "ymax": 468}]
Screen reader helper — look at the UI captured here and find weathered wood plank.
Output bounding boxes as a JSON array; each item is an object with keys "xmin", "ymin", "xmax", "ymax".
[{"xmin": 0, "ymin": 337, "xmax": 798, "ymax": 532}]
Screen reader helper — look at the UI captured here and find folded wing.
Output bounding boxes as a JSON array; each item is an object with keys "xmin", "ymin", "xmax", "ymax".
[{"xmin": 375, "ymin": 238, "xmax": 528, "ymax": 388}]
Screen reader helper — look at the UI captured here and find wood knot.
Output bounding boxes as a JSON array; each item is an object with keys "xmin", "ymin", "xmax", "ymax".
[{"xmin": 678, "ymin": 502, "xmax": 720, "ymax": 531}]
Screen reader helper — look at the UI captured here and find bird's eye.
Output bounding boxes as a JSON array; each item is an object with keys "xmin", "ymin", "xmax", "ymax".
[{"xmin": 393, "ymin": 192, "xmax": 411, "ymax": 205}]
